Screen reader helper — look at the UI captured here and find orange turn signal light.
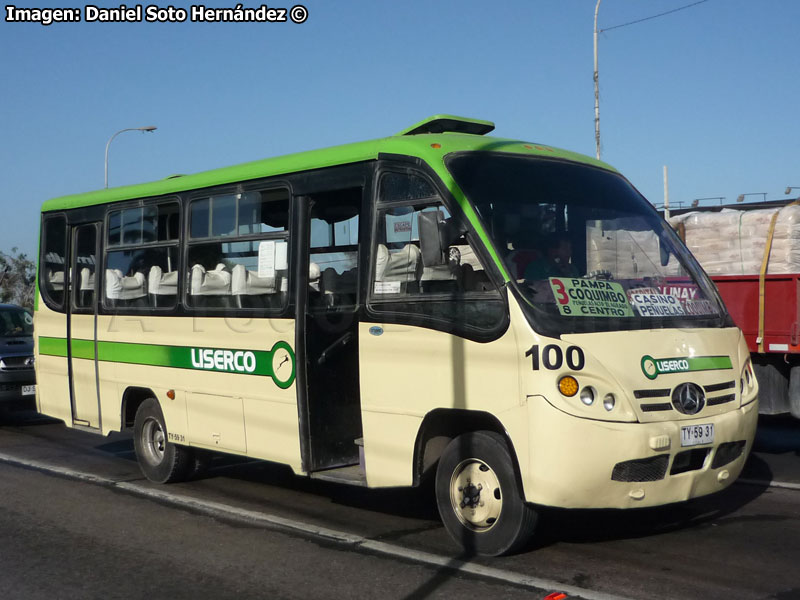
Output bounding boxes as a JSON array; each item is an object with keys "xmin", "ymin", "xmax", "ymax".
[
  {"xmin": 558, "ymin": 376, "xmax": 579, "ymax": 397},
  {"xmin": 166, "ymin": 389, "xmax": 175, "ymax": 400}
]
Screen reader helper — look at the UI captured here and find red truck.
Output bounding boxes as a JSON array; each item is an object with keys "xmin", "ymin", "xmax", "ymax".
[{"xmin": 669, "ymin": 199, "xmax": 800, "ymax": 418}]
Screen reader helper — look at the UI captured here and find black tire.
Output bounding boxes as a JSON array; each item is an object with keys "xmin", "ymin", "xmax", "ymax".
[
  {"xmin": 754, "ymin": 359, "xmax": 789, "ymax": 415},
  {"xmin": 190, "ymin": 448, "xmax": 214, "ymax": 479},
  {"xmin": 435, "ymin": 431, "xmax": 537, "ymax": 556},
  {"xmin": 788, "ymin": 365, "xmax": 800, "ymax": 420},
  {"xmin": 133, "ymin": 398, "xmax": 192, "ymax": 484}
]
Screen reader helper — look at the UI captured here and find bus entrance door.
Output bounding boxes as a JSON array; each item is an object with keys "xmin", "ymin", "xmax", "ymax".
[
  {"xmin": 67, "ymin": 224, "xmax": 101, "ymax": 429},
  {"xmin": 296, "ymin": 189, "xmax": 364, "ymax": 477}
]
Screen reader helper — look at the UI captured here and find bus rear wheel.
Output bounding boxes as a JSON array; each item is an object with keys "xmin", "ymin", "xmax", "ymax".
[
  {"xmin": 133, "ymin": 398, "xmax": 192, "ymax": 484},
  {"xmin": 435, "ymin": 431, "xmax": 537, "ymax": 556}
]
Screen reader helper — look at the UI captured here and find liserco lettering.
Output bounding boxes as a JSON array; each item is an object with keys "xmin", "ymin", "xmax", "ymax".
[
  {"xmin": 191, "ymin": 348, "xmax": 257, "ymax": 374},
  {"xmin": 656, "ymin": 359, "xmax": 689, "ymax": 373},
  {"xmin": 640, "ymin": 354, "xmax": 733, "ymax": 380}
]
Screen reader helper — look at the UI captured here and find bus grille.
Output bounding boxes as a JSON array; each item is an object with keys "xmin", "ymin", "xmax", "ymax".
[
  {"xmin": 0, "ymin": 356, "xmax": 33, "ymax": 371},
  {"xmin": 612, "ymin": 440, "xmax": 745, "ymax": 484},
  {"xmin": 670, "ymin": 448, "xmax": 709, "ymax": 475},
  {"xmin": 634, "ymin": 380, "xmax": 737, "ymax": 414},
  {"xmin": 704, "ymin": 381, "xmax": 736, "ymax": 393},
  {"xmin": 711, "ymin": 441, "xmax": 746, "ymax": 469},
  {"xmin": 641, "ymin": 402, "xmax": 672, "ymax": 412},
  {"xmin": 707, "ymin": 394, "xmax": 736, "ymax": 406},
  {"xmin": 633, "ymin": 389, "xmax": 670, "ymax": 399},
  {"xmin": 611, "ymin": 455, "xmax": 668, "ymax": 482}
]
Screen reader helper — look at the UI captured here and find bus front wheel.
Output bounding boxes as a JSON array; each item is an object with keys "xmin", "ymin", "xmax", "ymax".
[
  {"xmin": 133, "ymin": 398, "xmax": 192, "ymax": 484},
  {"xmin": 435, "ymin": 431, "xmax": 537, "ymax": 556}
]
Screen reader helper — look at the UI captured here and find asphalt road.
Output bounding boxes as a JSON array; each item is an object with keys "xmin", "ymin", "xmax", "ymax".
[{"xmin": 1, "ymin": 411, "xmax": 799, "ymax": 600}]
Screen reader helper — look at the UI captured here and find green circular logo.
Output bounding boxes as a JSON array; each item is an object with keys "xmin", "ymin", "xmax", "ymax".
[
  {"xmin": 641, "ymin": 355, "xmax": 658, "ymax": 380},
  {"xmin": 269, "ymin": 341, "xmax": 296, "ymax": 389}
]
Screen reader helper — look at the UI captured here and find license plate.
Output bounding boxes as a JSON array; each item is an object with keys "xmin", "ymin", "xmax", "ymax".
[
  {"xmin": 681, "ymin": 423, "xmax": 714, "ymax": 447},
  {"xmin": 21, "ymin": 385, "xmax": 35, "ymax": 396}
]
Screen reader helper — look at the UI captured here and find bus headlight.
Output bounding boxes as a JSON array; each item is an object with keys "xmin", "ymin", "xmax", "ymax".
[
  {"xmin": 741, "ymin": 359, "xmax": 756, "ymax": 404},
  {"xmin": 603, "ymin": 393, "xmax": 616, "ymax": 411},
  {"xmin": 580, "ymin": 386, "xmax": 596, "ymax": 406}
]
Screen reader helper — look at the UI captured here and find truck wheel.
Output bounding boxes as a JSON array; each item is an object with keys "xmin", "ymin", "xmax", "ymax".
[
  {"xmin": 753, "ymin": 359, "xmax": 789, "ymax": 415},
  {"xmin": 133, "ymin": 398, "xmax": 192, "ymax": 483},
  {"xmin": 788, "ymin": 366, "xmax": 800, "ymax": 419},
  {"xmin": 435, "ymin": 431, "xmax": 537, "ymax": 556}
]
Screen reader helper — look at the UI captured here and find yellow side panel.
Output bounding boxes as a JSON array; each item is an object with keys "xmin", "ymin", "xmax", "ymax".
[
  {"xmin": 187, "ymin": 392, "xmax": 246, "ymax": 452},
  {"xmin": 94, "ymin": 314, "xmax": 302, "ymax": 471},
  {"xmin": 70, "ymin": 313, "xmax": 99, "ymax": 426},
  {"xmin": 34, "ymin": 301, "xmax": 71, "ymax": 424},
  {"xmin": 359, "ymin": 318, "xmax": 522, "ymax": 488}
]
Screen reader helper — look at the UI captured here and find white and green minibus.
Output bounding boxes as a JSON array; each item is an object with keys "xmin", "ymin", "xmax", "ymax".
[{"xmin": 34, "ymin": 115, "xmax": 758, "ymax": 555}]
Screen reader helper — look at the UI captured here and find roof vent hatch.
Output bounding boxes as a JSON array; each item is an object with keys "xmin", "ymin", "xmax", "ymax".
[{"xmin": 396, "ymin": 114, "xmax": 495, "ymax": 137}]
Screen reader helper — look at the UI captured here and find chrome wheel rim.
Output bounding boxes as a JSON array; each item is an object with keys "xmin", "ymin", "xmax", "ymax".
[
  {"xmin": 142, "ymin": 417, "xmax": 166, "ymax": 466},
  {"xmin": 449, "ymin": 458, "xmax": 502, "ymax": 531}
]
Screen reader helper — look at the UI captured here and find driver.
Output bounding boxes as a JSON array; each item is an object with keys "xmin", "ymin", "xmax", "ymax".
[{"xmin": 524, "ymin": 232, "xmax": 579, "ymax": 279}]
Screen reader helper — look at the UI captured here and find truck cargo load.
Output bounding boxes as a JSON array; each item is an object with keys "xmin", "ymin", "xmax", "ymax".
[{"xmin": 667, "ymin": 200, "xmax": 800, "ymax": 417}]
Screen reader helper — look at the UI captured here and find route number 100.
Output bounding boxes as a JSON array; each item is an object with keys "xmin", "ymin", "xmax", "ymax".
[{"xmin": 525, "ymin": 344, "xmax": 585, "ymax": 371}]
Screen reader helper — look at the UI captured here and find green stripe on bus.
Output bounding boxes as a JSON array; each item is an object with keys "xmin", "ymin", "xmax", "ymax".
[
  {"xmin": 72, "ymin": 338, "xmax": 96, "ymax": 360},
  {"xmin": 39, "ymin": 337, "xmax": 95, "ymax": 360},
  {"xmin": 39, "ymin": 336, "xmax": 68, "ymax": 357},
  {"xmin": 688, "ymin": 356, "xmax": 733, "ymax": 371},
  {"xmin": 37, "ymin": 337, "xmax": 295, "ymax": 389},
  {"xmin": 96, "ymin": 341, "xmax": 189, "ymax": 368}
]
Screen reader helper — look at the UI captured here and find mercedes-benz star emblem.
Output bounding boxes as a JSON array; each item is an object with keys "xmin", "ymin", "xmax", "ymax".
[{"xmin": 672, "ymin": 382, "xmax": 705, "ymax": 415}]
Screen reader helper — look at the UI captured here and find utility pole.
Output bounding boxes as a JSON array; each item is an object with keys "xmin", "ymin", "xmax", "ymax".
[{"xmin": 594, "ymin": 0, "xmax": 602, "ymax": 160}]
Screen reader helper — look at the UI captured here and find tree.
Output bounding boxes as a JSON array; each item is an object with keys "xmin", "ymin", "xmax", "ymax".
[{"xmin": 0, "ymin": 248, "xmax": 35, "ymax": 310}]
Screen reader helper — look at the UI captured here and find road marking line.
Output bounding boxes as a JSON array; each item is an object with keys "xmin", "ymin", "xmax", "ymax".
[
  {"xmin": 115, "ymin": 481, "xmax": 364, "ymax": 545},
  {"xmin": 737, "ymin": 478, "xmax": 800, "ymax": 491},
  {"xmin": 0, "ymin": 453, "xmax": 111, "ymax": 485},
  {"xmin": 359, "ymin": 539, "xmax": 628, "ymax": 600},
  {"xmin": 0, "ymin": 451, "xmax": 633, "ymax": 600}
]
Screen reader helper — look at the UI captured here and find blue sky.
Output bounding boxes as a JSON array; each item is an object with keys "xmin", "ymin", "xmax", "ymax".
[{"xmin": 2, "ymin": 0, "xmax": 799, "ymax": 259}]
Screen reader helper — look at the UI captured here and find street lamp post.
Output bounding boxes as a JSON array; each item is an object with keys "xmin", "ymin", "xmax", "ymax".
[
  {"xmin": 104, "ymin": 126, "xmax": 157, "ymax": 188},
  {"xmin": 786, "ymin": 187, "xmax": 800, "ymax": 195},
  {"xmin": 593, "ymin": 0, "xmax": 602, "ymax": 160},
  {"xmin": 691, "ymin": 196, "xmax": 726, "ymax": 208},
  {"xmin": 736, "ymin": 193, "xmax": 767, "ymax": 203}
]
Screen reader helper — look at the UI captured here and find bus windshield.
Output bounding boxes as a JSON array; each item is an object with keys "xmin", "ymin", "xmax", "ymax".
[
  {"xmin": 446, "ymin": 153, "xmax": 729, "ymax": 335},
  {"xmin": 0, "ymin": 306, "xmax": 33, "ymax": 337}
]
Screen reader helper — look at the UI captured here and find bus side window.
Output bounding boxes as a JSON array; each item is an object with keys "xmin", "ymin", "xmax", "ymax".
[
  {"xmin": 104, "ymin": 202, "xmax": 179, "ymax": 310},
  {"xmin": 302, "ymin": 187, "xmax": 361, "ymax": 309},
  {"xmin": 372, "ymin": 202, "xmax": 489, "ymax": 295},
  {"xmin": 187, "ymin": 189, "xmax": 290, "ymax": 310},
  {"xmin": 368, "ymin": 172, "xmax": 506, "ymax": 337},
  {"xmin": 40, "ymin": 215, "xmax": 67, "ymax": 310},
  {"xmin": 74, "ymin": 226, "xmax": 97, "ymax": 309}
]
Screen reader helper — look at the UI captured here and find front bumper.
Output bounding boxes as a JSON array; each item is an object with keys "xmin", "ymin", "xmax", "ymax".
[
  {"xmin": 523, "ymin": 395, "xmax": 759, "ymax": 509},
  {"xmin": 0, "ymin": 369, "xmax": 36, "ymax": 408}
]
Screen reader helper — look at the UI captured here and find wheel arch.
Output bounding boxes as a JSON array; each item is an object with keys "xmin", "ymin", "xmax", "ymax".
[
  {"xmin": 412, "ymin": 408, "xmax": 524, "ymax": 491},
  {"xmin": 121, "ymin": 386, "xmax": 156, "ymax": 430}
]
